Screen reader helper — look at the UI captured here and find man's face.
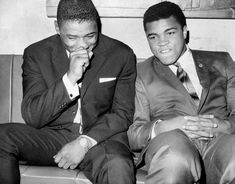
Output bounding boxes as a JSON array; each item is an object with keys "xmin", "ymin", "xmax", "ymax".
[
  {"xmin": 55, "ymin": 20, "xmax": 98, "ymax": 53},
  {"xmin": 145, "ymin": 16, "xmax": 187, "ymax": 65}
]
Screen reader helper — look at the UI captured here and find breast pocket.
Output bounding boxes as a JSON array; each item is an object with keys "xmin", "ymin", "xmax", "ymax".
[{"xmin": 97, "ymin": 79, "xmax": 117, "ymax": 101}]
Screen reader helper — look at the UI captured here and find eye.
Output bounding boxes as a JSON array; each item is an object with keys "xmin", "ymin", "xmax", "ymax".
[
  {"xmin": 86, "ymin": 34, "xmax": 96, "ymax": 39},
  {"xmin": 68, "ymin": 37, "xmax": 76, "ymax": 40},
  {"xmin": 167, "ymin": 31, "xmax": 175, "ymax": 36},
  {"xmin": 148, "ymin": 35, "xmax": 156, "ymax": 40}
]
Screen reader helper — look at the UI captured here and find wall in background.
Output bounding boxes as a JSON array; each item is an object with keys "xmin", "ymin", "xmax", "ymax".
[{"xmin": 0, "ymin": 0, "xmax": 235, "ymax": 60}]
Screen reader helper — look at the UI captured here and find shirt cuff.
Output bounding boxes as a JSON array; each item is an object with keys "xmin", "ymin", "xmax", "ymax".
[
  {"xmin": 62, "ymin": 73, "xmax": 79, "ymax": 99},
  {"xmin": 79, "ymin": 135, "xmax": 97, "ymax": 149},
  {"xmin": 150, "ymin": 119, "xmax": 162, "ymax": 139}
]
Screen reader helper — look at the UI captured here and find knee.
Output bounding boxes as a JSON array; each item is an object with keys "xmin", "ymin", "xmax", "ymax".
[
  {"xmin": 147, "ymin": 146, "xmax": 201, "ymax": 184},
  {"xmin": 146, "ymin": 130, "xmax": 201, "ymax": 168},
  {"xmin": 104, "ymin": 154, "xmax": 134, "ymax": 172},
  {"xmin": 161, "ymin": 152, "xmax": 194, "ymax": 180},
  {"xmin": 96, "ymin": 154, "xmax": 135, "ymax": 184},
  {"xmin": 0, "ymin": 124, "xmax": 20, "ymax": 154},
  {"xmin": 169, "ymin": 154, "xmax": 198, "ymax": 183}
]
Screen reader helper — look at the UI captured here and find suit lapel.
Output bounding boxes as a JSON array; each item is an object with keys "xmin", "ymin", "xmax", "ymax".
[
  {"xmin": 192, "ymin": 50, "xmax": 211, "ymax": 111},
  {"xmin": 80, "ymin": 35, "xmax": 107, "ymax": 99},
  {"xmin": 51, "ymin": 35, "xmax": 70, "ymax": 78},
  {"xmin": 153, "ymin": 58, "xmax": 192, "ymax": 97}
]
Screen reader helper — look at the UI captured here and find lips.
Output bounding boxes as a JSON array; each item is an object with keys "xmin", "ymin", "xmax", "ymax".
[{"xmin": 159, "ymin": 49, "xmax": 171, "ymax": 54}]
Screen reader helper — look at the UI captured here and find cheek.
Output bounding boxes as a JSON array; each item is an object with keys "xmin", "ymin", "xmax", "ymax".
[
  {"xmin": 63, "ymin": 40, "xmax": 76, "ymax": 49},
  {"xmin": 88, "ymin": 38, "xmax": 98, "ymax": 46},
  {"xmin": 174, "ymin": 42, "xmax": 184, "ymax": 56},
  {"xmin": 149, "ymin": 43, "xmax": 158, "ymax": 54}
]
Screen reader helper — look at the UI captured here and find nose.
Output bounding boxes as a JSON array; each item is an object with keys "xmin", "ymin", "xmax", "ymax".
[
  {"xmin": 158, "ymin": 35, "xmax": 169, "ymax": 46},
  {"xmin": 76, "ymin": 38, "xmax": 89, "ymax": 50}
]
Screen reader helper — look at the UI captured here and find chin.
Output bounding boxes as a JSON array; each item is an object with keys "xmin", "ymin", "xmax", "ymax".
[{"xmin": 158, "ymin": 58, "xmax": 174, "ymax": 65}]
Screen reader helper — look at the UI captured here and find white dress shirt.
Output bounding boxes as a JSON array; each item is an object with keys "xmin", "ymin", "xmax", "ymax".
[{"xmin": 62, "ymin": 51, "xmax": 97, "ymax": 147}]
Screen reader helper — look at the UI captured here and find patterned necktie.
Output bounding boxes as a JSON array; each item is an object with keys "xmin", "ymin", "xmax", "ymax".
[{"xmin": 175, "ymin": 62, "xmax": 200, "ymax": 106}]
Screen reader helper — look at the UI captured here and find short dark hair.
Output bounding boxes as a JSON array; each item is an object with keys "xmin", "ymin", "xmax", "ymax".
[
  {"xmin": 57, "ymin": 0, "xmax": 101, "ymax": 29},
  {"xmin": 143, "ymin": 1, "xmax": 186, "ymax": 31}
]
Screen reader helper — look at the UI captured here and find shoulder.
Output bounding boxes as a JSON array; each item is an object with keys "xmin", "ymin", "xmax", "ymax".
[
  {"xmin": 98, "ymin": 34, "xmax": 135, "ymax": 58},
  {"xmin": 137, "ymin": 56, "xmax": 156, "ymax": 75},
  {"xmin": 192, "ymin": 49, "xmax": 234, "ymax": 75},
  {"xmin": 24, "ymin": 34, "xmax": 60, "ymax": 55},
  {"xmin": 192, "ymin": 49, "xmax": 233, "ymax": 66},
  {"xmin": 192, "ymin": 49, "xmax": 232, "ymax": 60}
]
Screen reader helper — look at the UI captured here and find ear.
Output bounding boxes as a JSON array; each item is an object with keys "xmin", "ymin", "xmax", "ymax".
[
  {"xmin": 54, "ymin": 20, "xmax": 60, "ymax": 34},
  {"xmin": 182, "ymin": 25, "xmax": 188, "ymax": 40}
]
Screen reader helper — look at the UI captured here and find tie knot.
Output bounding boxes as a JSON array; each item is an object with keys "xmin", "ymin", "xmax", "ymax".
[
  {"xmin": 175, "ymin": 62, "xmax": 186, "ymax": 81},
  {"xmin": 174, "ymin": 62, "xmax": 180, "ymax": 67}
]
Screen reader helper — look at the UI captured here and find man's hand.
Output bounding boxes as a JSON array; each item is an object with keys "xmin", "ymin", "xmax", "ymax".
[
  {"xmin": 183, "ymin": 115, "xmax": 232, "ymax": 139},
  {"xmin": 182, "ymin": 115, "xmax": 217, "ymax": 140},
  {"xmin": 67, "ymin": 49, "xmax": 93, "ymax": 85},
  {"xmin": 54, "ymin": 137, "xmax": 89, "ymax": 170},
  {"xmin": 154, "ymin": 115, "xmax": 231, "ymax": 140},
  {"xmin": 154, "ymin": 116, "xmax": 187, "ymax": 136}
]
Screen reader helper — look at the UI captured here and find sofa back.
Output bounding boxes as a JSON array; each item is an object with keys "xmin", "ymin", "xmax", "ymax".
[
  {"xmin": 0, "ymin": 55, "xmax": 145, "ymax": 125},
  {"xmin": 0, "ymin": 55, "xmax": 24, "ymax": 124}
]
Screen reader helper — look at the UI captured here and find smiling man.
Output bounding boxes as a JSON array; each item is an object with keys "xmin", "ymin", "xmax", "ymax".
[
  {"xmin": 0, "ymin": 0, "xmax": 136, "ymax": 184},
  {"xmin": 128, "ymin": 1, "xmax": 235, "ymax": 184}
]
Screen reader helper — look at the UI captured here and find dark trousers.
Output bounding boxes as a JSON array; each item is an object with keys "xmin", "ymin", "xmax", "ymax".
[
  {"xmin": 0, "ymin": 123, "xmax": 135, "ymax": 184},
  {"xmin": 144, "ymin": 129, "xmax": 235, "ymax": 184}
]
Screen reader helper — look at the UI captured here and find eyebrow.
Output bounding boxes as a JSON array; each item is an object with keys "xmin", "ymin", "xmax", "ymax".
[
  {"xmin": 66, "ymin": 32, "xmax": 97, "ymax": 37},
  {"xmin": 147, "ymin": 27, "xmax": 178, "ymax": 37}
]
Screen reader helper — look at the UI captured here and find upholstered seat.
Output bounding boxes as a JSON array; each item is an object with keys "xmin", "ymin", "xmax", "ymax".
[{"xmin": 0, "ymin": 55, "xmax": 146, "ymax": 184}]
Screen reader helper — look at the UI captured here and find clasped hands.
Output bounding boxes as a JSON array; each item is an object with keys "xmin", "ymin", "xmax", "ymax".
[
  {"xmin": 183, "ymin": 115, "xmax": 218, "ymax": 140},
  {"xmin": 155, "ymin": 115, "xmax": 231, "ymax": 140}
]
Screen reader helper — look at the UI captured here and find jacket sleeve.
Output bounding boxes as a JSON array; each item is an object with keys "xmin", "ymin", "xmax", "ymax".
[
  {"xmin": 21, "ymin": 47, "xmax": 75, "ymax": 128},
  {"xmin": 127, "ymin": 74, "xmax": 157, "ymax": 151},
  {"xmin": 225, "ymin": 53, "xmax": 235, "ymax": 133}
]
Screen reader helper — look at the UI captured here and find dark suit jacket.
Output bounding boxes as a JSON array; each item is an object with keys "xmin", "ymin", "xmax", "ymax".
[
  {"xmin": 128, "ymin": 49, "xmax": 235, "ymax": 153},
  {"xmin": 22, "ymin": 34, "xmax": 136, "ymax": 146}
]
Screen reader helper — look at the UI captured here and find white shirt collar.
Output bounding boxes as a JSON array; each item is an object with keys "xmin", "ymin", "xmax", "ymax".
[
  {"xmin": 66, "ymin": 50, "xmax": 70, "ymax": 58},
  {"xmin": 169, "ymin": 45, "xmax": 202, "ymax": 97}
]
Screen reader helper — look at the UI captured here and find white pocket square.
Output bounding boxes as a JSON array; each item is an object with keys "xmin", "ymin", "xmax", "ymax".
[{"xmin": 99, "ymin": 77, "xmax": 116, "ymax": 83}]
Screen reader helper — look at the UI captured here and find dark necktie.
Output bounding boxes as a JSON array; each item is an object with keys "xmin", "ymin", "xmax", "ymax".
[{"xmin": 175, "ymin": 62, "xmax": 200, "ymax": 106}]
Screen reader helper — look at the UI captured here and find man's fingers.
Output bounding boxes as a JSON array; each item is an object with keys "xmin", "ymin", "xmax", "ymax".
[
  {"xmin": 185, "ymin": 130, "xmax": 214, "ymax": 139},
  {"xmin": 198, "ymin": 114, "xmax": 214, "ymax": 118},
  {"xmin": 184, "ymin": 121, "xmax": 217, "ymax": 128},
  {"xmin": 58, "ymin": 158, "xmax": 68, "ymax": 168},
  {"xmin": 69, "ymin": 164, "xmax": 78, "ymax": 170},
  {"xmin": 54, "ymin": 153, "xmax": 62, "ymax": 163},
  {"xmin": 62, "ymin": 162, "xmax": 72, "ymax": 170},
  {"xmin": 184, "ymin": 115, "xmax": 218, "ymax": 128},
  {"xmin": 184, "ymin": 114, "xmax": 214, "ymax": 121}
]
